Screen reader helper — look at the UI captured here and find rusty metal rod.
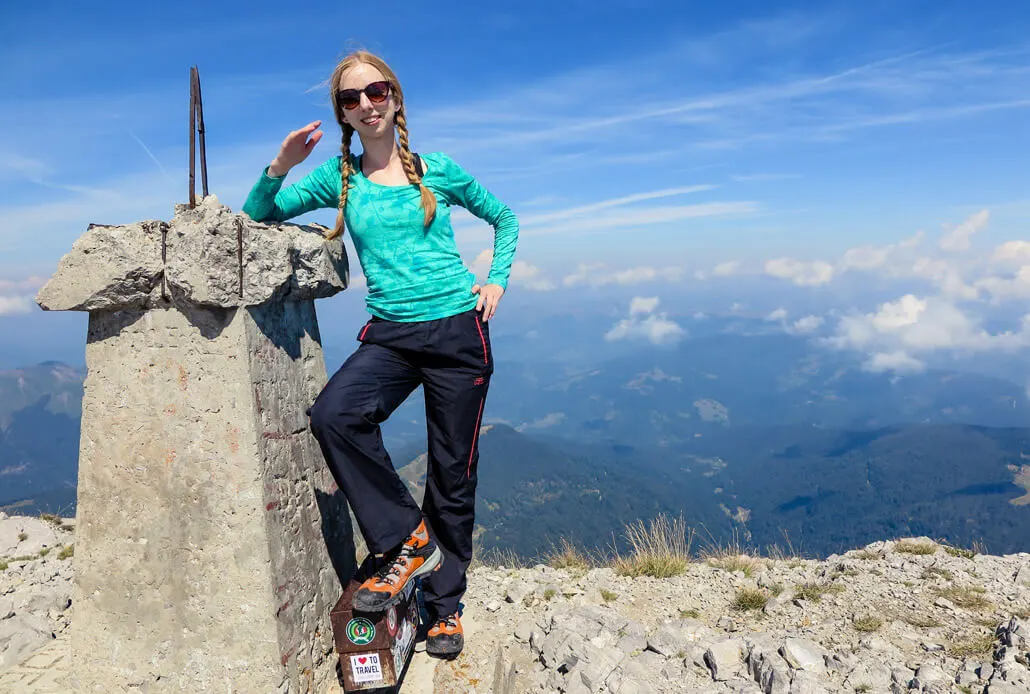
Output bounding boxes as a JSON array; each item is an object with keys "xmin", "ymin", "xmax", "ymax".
[
  {"xmin": 236, "ymin": 218, "xmax": 244, "ymax": 298},
  {"xmin": 189, "ymin": 67, "xmax": 197, "ymax": 208},
  {"xmin": 194, "ymin": 67, "xmax": 208, "ymax": 198}
]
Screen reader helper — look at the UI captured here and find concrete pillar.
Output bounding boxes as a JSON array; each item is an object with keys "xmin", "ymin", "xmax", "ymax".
[{"xmin": 36, "ymin": 197, "xmax": 355, "ymax": 693}]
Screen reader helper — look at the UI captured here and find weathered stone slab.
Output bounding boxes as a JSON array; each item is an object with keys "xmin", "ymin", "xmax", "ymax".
[{"xmin": 37, "ymin": 197, "xmax": 348, "ymax": 313}]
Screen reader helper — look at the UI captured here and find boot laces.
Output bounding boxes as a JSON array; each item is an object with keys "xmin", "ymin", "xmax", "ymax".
[{"xmin": 372, "ymin": 543, "xmax": 417, "ymax": 587}]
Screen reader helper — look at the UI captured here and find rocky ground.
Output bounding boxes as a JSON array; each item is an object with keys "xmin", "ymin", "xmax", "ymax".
[
  {"xmin": 1, "ymin": 514, "xmax": 1028, "ymax": 693},
  {"xmin": 0, "ymin": 513, "xmax": 73, "ymax": 672},
  {"xmin": 436, "ymin": 539, "xmax": 1030, "ymax": 693}
]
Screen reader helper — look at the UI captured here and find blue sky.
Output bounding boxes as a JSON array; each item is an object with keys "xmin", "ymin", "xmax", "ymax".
[{"xmin": 2, "ymin": 1, "xmax": 1030, "ymax": 375}]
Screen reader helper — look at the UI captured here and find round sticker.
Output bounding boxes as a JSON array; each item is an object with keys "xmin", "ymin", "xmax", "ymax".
[
  {"xmin": 346, "ymin": 617, "xmax": 376, "ymax": 645},
  {"xmin": 386, "ymin": 606, "xmax": 399, "ymax": 637}
]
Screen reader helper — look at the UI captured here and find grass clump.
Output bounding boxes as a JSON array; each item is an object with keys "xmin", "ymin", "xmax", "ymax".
[
  {"xmin": 546, "ymin": 539, "xmax": 592, "ymax": 572},
  {"xmin": 853, "ymin": 549, "xmax": 880, "ymax": 561},
  {"xmin": 0, "ymin": 559, "xmax": 7, "ymax": 571},
  {"xmin": 948, "ymin": 632, "xmax": 996, "ymax": 658},
  {"xmin": 600, "ymin": 589, "xmax": 618, "ymax": 603},
  {"xmin": 731, "ymin": 587, "xmax": 769, "ymax": 612},
  {"xmin": 9, "ymin": 555, "xmax": 35, "ymax": 562},
  {"xmin": 679, "ymin": 607, "xmax": 700, "ymax": 619},
  {"xmin": 38, "ymin": 548, "xmax": 50, "ymax": 557},
  {"xmin": 612, "ymin": 514, "xmax": 692, "ymax": 579},
  {"xmin": 471, "ymin": 545, "xmax": 524, "ymax": 570},
  {"xmin": 39, "ymin": 513, "xmax": 62, "ymax": 526},
  {"xmin": 853, "ymin": 615, "xmax": 883, "ymax": 632},
  {"xmin": 921, "ymin": 566, "xmax": 954, "ymax": 581},
  {"xmin": 895, "ymin": 539, "xmax": 937, "ymax": 555},
  {"xmin": 794, "ymin": 581, "xmax": 845, "ymax": 603},
  {"xmin": 542, "ymin": 588, "xmax": 556, "ymax": 601},
  {"xmin": 945, "ymin": 546, "xmax": 975, "ymax": 559},
  {"xmin": 708, "ymin": 554, "xmax": 760, "ymax": 577},
  {"xmin": 17, "ymin": 533, "xmax": 27, "ymax": 542},
  {"xmin": 58, "ymin": 545, "xmax": 74, "ymax": 560},
  {"xmin": 936, "ymin": 585, "xmax": 991, "ymax": 610},
  {"xmin": 902, "ymin": 612, "xmax": 943, "ymax": 628}
]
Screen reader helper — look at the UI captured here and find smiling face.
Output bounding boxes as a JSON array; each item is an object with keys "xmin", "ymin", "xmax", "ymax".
[{"xmin": 337, "ymin": 62, "xmax": 398, "ymax": 139}]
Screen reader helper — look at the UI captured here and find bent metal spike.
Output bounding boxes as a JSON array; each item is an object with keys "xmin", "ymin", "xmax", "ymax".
[{"xmin": 188, "ymin": 65, "xmax": 209, "ymax": 208}]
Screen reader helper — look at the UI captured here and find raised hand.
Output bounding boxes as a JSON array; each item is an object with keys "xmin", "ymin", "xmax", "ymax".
[{"xmin": 268, "ymin": 121, "xmax": 324, "ymax": 176}]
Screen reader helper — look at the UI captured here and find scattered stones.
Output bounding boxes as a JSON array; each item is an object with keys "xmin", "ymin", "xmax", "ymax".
[
  {"xmin": 4, "ymin": 526, "xmax": 1030, "ymax": 693},
  {"xmin": 0, "ymin": 516, "xmax": 74, "ymax": 671}
]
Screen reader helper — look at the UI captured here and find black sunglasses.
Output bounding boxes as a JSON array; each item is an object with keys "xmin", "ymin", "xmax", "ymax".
[{"xmin": 336, "ymin": 81, "xmax": 392, "ymax": 110}]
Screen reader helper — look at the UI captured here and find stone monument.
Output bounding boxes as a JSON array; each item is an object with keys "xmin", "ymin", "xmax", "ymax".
[{"xmin": 36, "ymin": 196, "xmax": 355, "ymax": 692}]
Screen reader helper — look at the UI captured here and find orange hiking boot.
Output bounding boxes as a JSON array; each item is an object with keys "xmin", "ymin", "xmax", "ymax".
[
  {"xmin": 352, "ymin": 520, "xmax": 442, "ymax": 613},
  {"xmin": 426, "ymin": 612, "xmax": 463, "ymax": 659}
]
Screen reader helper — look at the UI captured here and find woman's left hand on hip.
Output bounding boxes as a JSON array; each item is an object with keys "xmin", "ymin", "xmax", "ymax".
[{"xmin": 472, "ymin": 283, "xmax": 505, "ymax": 321}]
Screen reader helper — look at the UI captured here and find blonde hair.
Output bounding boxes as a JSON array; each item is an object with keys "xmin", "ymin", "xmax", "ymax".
[{"xmin": 326, "ymin": 50, "xmax": 436, "ymax": 240}]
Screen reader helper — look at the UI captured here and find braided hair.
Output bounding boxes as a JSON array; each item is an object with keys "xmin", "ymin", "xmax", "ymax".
[{"xmin": 326, "ymin": 50, "xmax": 436, "ymax": 240}]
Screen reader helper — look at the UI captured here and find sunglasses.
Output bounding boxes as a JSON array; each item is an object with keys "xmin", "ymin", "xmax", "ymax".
[{"xmin": 336, "ymin": 81, "xmax": 392, "ymax": 110}]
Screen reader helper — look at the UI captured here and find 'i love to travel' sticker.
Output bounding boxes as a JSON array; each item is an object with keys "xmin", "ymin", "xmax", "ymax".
[{"xmin": 349, "ymin": 653, "xmax": 383, "ymax": 684}]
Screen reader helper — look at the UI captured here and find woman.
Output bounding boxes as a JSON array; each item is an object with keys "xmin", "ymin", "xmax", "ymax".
[{"xmin": 242, "ymin": 49, "xmax": 518, "ymax": 659}]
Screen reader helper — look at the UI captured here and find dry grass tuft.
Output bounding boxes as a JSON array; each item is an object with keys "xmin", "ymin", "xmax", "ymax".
[
  {"xmin": 936, "ymin": 585, "xmax": 992, "ymax": 610},
  {"xmin": 852, "ymin": 615, "xmax": 883, "ymax": 632},
  {"xmin": 852, "ymin": 549, "xmax": 880, "ymax": 560},
  {"xmin": 794, "ymin": 581, "xmax": 845, "ymax": 603},
  {"xmin": 545, "ymin": 539, "xmax": 593, "ymax": 572},
  {"xmin": 948, "ymin": 632, "xmax": 996, "ymax": 658},
  {"xmin": 894, "ymin": 539, "xmax": 937, "ymax": 555},
  {"xmin": 708, "ymin": 554, "xmax": 761, "ymax": 577},
  {"xmin": 731, "ymin": 588, "xmax": 769, "ymax": 612},
  {"xmin": 611, "ymin": 514, "xmax": 692, "ymax": 578}
]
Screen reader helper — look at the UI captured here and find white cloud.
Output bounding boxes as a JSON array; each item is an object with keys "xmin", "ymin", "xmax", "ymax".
[
  {"xmin": 975, "ymin": 266, "xmax": 1030, "ymax": 302},
  {"xmin": 712, "ymin": 261, "xmax": 741, "ymax": 277},
  {"xmin": 519, "ymin": 185, "xmax": 715, "ymax": 225},
  {"xmin": 605, "ymin": 297, "xmax": 685, "ymax": 345},
  {"xmin": 840, "ymin": 245, "xmax": 892, "ymax": 271},
  {"xmin": 0, "ymin": 276, "xmax": 47, "ymax": 292},
  {"xmin": 764, "ymin": 258, "xmax": 835, "ymax": 286},
  {"xmin": 563, "ymin": 263, "xmax": 682, "ymax": 288},
  {"xmin": 939, "ymin": 209, "xmax": 989, "ymax": 252},
  {"xmin": 790, "ymin": 315, "xmax": 824, "ymax": 334},
  {"xmin": 863, "ymin": 351, "xmax": 925, "ymax": 373},
  {"xmin": 0, "ymin": 295, "xmax": 33, "ymax": 315},
  {"xmin": 511, "ymin": 261, "xmax": 557, "ymax": 291},
  {"xmin": 828, "ymin": 294, "xmax": 1030, "ymax": 366},
  {"xmin": 516, "ymin": 412, "xmax": 566, "ymax": 431},
  {"xmin": 908, "ymin": 257, "xmax": 979, "ymax": 300},
  {"xmin": 766, "ymin": 307, "xmax": 788, "ymax": 321},
  {"xmin": 992, "ymin": 241, "xmax": 1030, "ymax": 265},
  {"xmin": 526, "ymin": 202, "xmax": 758, "ymax": 237},
  {"xmin": 629, "ymin": 297, "xmax": 661, "ymax": 316},
  {"xmin": 473, "ymin": 249, "xmax": 554, "ymax": 291}
]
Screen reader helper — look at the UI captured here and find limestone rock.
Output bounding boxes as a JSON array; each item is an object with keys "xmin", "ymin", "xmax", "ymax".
[
  {"xmin": 36, "ymin": 220, "xmax": 166, "ymax": 311},
  {"xmin": 705, "ymin": 638, "xmax": 746, "ymax": 681},
  {"xmin": 37, "ymin": 198, "xmax": 347, "ymax": 313}
]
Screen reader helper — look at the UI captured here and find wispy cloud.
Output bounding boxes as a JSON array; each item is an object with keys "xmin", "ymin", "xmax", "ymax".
[{"xmin": 605, "ymin": 297, "xmax": 685, "ymax": 345}]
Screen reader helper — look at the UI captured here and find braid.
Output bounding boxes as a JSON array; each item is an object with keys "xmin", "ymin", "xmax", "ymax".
[
  {"xmin": 395, "ymin": 109, "xmax": 437, "ymax": 228},
  {"xmin": 327, "ymin": 125, "xmax": 354, "ymax": 240}
]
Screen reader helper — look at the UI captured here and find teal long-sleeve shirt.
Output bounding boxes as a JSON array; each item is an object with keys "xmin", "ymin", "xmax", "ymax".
[{"xmin": 242, "ymin": 152, "xmax": 519, "ymax": 322}]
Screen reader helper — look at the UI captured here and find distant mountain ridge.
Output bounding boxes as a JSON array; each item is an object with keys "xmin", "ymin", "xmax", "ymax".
[
  {"xmin": 4, "ymin": 350, "xmax": 1030, "ymax": 559},
  {"xmin": 399, "ymin": 422, "xmax": 1030, "ymax": 560},
  {"xmin": 0, "ymin": 362, "xmax": 83, "ymax": 514}
]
